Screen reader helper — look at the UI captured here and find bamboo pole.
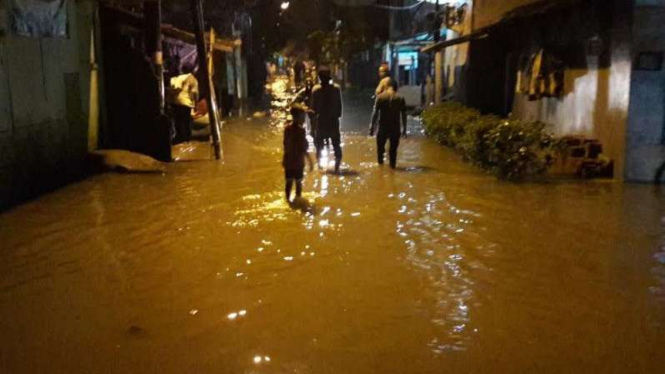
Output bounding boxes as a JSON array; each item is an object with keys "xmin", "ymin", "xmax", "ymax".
[
  {"xmin": 190, "ymin": 0, "xmax": 222, "ymax": 160},
  {"xmin": 208, "ymin": 28, "xmax": 223, "ymax": 118}
]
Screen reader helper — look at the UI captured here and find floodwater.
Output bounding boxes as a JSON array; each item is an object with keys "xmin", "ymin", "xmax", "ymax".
[{"xmin": 1, "ymin": 80, "xmax": 665, "ymax": 373}]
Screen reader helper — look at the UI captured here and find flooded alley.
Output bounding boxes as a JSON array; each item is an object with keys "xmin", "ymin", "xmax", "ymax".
[{"xmin": 1, "ymin": 83, "xmax": 665, "ymax": 373}]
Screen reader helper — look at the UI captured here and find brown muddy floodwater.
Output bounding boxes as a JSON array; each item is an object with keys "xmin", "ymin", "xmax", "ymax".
[{"xmin": 1, "ymin": 81, "xmax": 665, "ymax": 373}]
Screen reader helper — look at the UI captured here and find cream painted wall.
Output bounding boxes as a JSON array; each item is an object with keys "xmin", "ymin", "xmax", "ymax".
[{"xmin": 513, "ymin": 67, "xmax": 603, "ymax": 137}]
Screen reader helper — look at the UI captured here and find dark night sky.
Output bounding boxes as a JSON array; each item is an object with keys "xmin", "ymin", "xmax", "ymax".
[{"xmin": 155, "ymin": 0, "xmax": 393, "ymax": 55}]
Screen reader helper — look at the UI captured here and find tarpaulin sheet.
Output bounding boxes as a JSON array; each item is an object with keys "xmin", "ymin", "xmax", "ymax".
[
  {"xmin": 163, "ymin": 36, "xmax": 198, "ymax": 76},
  {"xmin": 9, "ymin": 0, "xmax": 68, "ymax": 38}
]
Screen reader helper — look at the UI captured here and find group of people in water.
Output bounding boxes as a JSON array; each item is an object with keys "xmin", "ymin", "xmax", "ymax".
[{"xmin": 282, "ymin": 65, "xmax": 408, "ymax": 202}]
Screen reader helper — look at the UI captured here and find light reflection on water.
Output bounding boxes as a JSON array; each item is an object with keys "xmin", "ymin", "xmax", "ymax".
[{"xmin": 0, "ymin": 79, "xmax": 664, "ymax": 373}]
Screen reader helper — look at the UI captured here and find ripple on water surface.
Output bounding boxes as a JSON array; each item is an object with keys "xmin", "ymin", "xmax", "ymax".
[{"xmin": 0, "ymin": 77, "xmax": 664, "ymax": 373}]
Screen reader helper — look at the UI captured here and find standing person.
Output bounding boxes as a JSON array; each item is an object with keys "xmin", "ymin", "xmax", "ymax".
[
  {"xmin": 369, "ymin": 79, "xmax": 408, "ymax": 169},
  {"xmin": 311, "ymin": 68, "xmax": 343, "ymax": 173},
  {"xmin": 283, "ymin": 105, "xmax": 314, "ymax": 202},
  {"xmin": 293, "ymin": 59, "xmax": 306, "ymax": 89},
  {"xmin": 375, "ymin": 64, "xmax": 394, "ymax": 96},
  {"xmin": 168, "ymin": 66, "xmax": 199, "ymax": 144}
]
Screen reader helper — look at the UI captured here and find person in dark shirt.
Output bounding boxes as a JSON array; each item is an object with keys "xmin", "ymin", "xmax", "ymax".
[
  {"xmin": 369, "ymin": 79, "xmax": 408, "ymax": 168},
  {"xmin": 311, "ymin": 68, "xmax": 343, "ymax": 173},
  {"xmin": 283, "ymin": 105, "xmax": 314, "ymax": 202}
]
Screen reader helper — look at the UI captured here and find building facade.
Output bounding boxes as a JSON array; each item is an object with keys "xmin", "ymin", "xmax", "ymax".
[
  {"xmin": 425, "ymin": 0, "xmax": 665, "ymax": 182},
  {"xmin": 0, "ymin": 0, "xmax": 99, "ymax": 209}
]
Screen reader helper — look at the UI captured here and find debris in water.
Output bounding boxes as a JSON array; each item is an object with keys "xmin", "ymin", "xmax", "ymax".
[{"xmin": 127, "ymin": 325, "xmax": 143, "ymax": 335}]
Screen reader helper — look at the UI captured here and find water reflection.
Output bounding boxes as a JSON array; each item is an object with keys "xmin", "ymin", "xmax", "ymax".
[
  {"xmin": 394, "ymin": 187, "xmax": 491, "ymax": 353},
  {"xmin": 0, "ymin": 77, "xmax": 664, "ymax": 373},
  {"xmin": 651, "ymin": 217, "xmax": 665, "ymax": 303}
]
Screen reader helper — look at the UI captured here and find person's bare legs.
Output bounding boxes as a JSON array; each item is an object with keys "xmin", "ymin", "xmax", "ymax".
[
  {"xmin": 331, "ymin": 132, "xmax": 342, "ymax": 173},
  {"xmin": 295, "ymin": 179, "xmax": 303, "ymax": 197},
  {"xmin": 285, "ymin": 179, "xmax": 294, "ymax": 202},
  {"xmin": 389, "ymin": 134, "xmax": 400, "ymax": 169}
]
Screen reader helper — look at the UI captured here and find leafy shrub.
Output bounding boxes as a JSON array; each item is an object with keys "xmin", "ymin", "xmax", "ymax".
[
  {"xmin": 422, "ymin": 102, "xmax": 481, "ymax": 146},
  {"xmin": 423, "ymin": 102, "xmax": 559, "ymax": 180}
]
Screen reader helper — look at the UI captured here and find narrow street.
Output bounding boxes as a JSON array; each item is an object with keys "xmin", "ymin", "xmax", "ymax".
[{"xmin": 1, "ymin": 81, "xmax": 664, "ymax": 373}]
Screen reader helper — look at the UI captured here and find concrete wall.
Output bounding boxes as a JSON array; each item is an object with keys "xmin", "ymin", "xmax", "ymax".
[
  {"xmin": 625, "ymin": 1, "xmax": 665, "ymax": 181},
  {"xmin": 513, "ymin": 67, "xmax": 604, "ymax": 136},
  {"xmin": 0, "ymin": 1, "xmax": 96, "ymax": 209}
]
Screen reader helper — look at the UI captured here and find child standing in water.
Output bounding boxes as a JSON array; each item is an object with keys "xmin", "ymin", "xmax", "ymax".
[{"xmin": 283, "ymin": 105, "xmax": 314, "ymax": 202}]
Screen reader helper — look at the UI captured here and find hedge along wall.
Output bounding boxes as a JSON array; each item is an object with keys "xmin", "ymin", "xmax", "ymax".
[{"xmin": 422, "ymin": 101, "xmax": 560, "ymax": 180}]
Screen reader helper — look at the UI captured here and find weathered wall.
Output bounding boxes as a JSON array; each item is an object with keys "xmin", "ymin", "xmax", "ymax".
[
  {"xmin": 0, "ymin": 1, "xmax": 95, "ymax": 209},
  {"xmin": 507, "ymin": 0, "xmax": 633, "ymax": 178},
  {"xmin": 625, "ymin": 1, "xmax": 665, "ymax": 181}
]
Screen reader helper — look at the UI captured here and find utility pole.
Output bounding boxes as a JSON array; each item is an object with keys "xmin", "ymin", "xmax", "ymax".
[
  {"xmin": 145, "ymin": 0, "xmax": 171, "ymax": 161},
  {"xmin": 145, "ymin": 0, "xmax": 164, "ymax": 113},
  {"xmin": 190, "ymin": 0, "xmax": 223, "ymax": 160}
]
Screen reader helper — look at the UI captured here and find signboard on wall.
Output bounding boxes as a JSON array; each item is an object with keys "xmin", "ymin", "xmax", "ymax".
[
  {"xmin": 8, "ymin": 0, "xmax": 68, "ymax": 38},
  {"xmin": 398, "ymin": 51, "xmax": 419, "ymax": 69}
]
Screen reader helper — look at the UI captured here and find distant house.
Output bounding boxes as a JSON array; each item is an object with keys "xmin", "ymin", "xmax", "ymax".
[{"xmin": 348, "ymin": 0, "xmax": 438, "ymax": 107}]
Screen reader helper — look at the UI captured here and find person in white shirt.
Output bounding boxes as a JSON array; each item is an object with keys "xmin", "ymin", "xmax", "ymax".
[{"xmin": 168, "ymin": 67, "xmax": 199, "ymax": 144}]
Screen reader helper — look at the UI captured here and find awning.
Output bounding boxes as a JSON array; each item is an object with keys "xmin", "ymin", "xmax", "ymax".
[{"xmin": 420, "ymin": 30, "xmax": 489, "ymax": 53}]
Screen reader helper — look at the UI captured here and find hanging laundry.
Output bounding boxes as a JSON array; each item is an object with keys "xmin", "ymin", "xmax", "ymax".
[
  {"xmin": 517, "ymin": 49, "xmax": 565, "ymax": 100},
  {"xmin": 515, "ymin": 54, "xmax": 531, "ymax": 94}
]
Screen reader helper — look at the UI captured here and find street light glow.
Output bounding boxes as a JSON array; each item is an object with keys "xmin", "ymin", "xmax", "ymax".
[{"xmin": 280, "ymin": 2, "xmax": 290, "ymax": 10}]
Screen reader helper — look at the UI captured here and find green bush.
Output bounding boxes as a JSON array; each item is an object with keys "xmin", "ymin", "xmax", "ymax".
[
  {"xmin": 423, "ymin": 102, "xmax": 558, "ymax": 180},
  {"xmin": 422, "ymin": 102, "xmax": 481, "ymax": 146}
]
